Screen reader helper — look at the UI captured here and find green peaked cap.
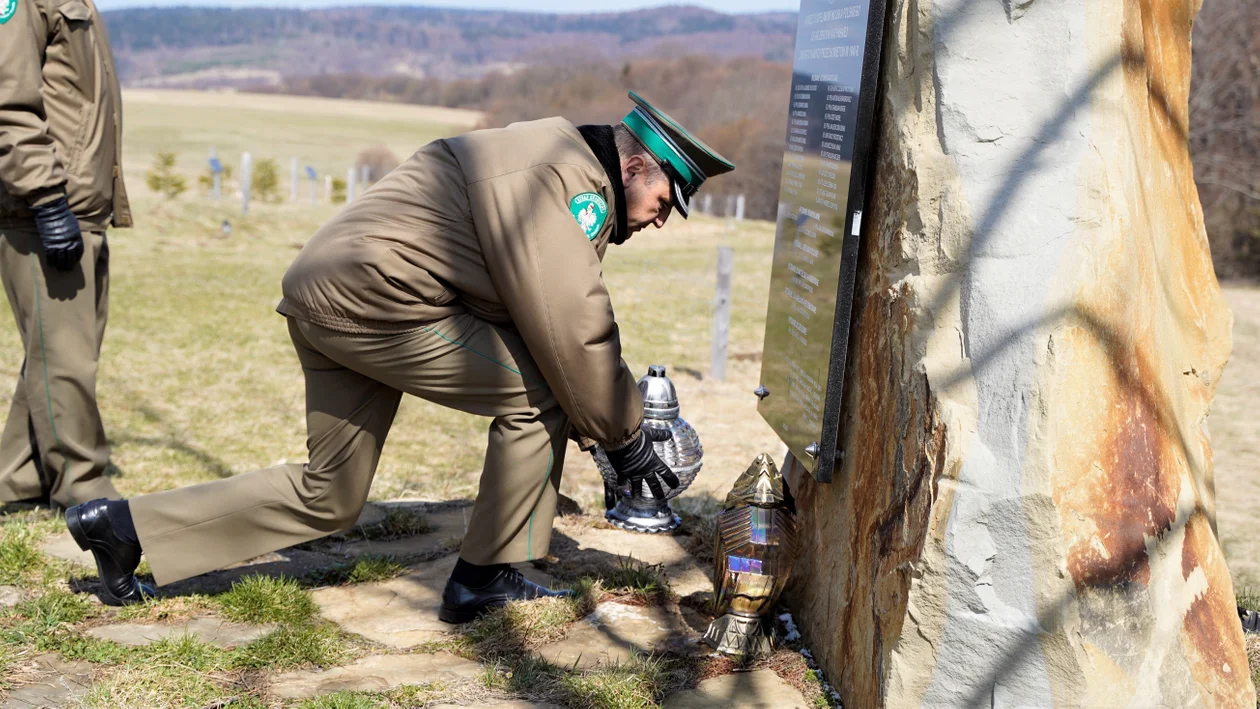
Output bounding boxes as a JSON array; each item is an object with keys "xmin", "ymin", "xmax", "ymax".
[{"xmin": 621, "ymin": 91, "xmax": 735, "ymax": 218}]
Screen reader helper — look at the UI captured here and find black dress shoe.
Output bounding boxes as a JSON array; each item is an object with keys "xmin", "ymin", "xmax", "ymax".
[
  {"xmin": 1241, "ymin": 606, "xmax": 1260, "ymax": 634},
  {"xmin": 65, "ymin": 499, "xmax": 152, "ymax": 606},
  {"xmin": 439, "ymin": 566, "xmax": 573, "ymax": 624}
]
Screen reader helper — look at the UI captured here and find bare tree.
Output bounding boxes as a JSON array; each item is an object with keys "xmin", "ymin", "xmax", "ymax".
[{"xmin": 1190, "ymin": 0, "xmax": 1260, "ymax": 277}]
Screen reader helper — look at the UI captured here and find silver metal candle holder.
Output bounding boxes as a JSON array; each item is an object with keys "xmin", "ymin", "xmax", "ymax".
[{"xmin": 592, "ymin": 365, "xmax": 703, "ymax": 533}]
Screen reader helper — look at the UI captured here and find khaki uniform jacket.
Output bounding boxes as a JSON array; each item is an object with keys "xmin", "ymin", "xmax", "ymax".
[
  {"xmin": 278, "ymin": 118, "xmax": 643, "ymax": 448},
  {"xmin": 0, "ymin": 0, "xmax": 130, "ymax": 229}
]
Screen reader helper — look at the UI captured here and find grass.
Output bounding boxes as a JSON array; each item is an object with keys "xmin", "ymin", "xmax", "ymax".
[
  {"xmin": 348, "ymin": 509, "xmax": 432, "ymax": 542},
  {"xmin": 600, "ymin": 557, "xmax": 672, "ymax": 606},
  {"xmin": 294, "ymin": 684, "xmax": 449, "ymax": 709},
  {"xmin": 672, "ymin": 495, "xmax": 724, "ymax": 565},
  {"xmin": 215, "ymin": 575, "xmax": 318, "ymax": 624},
  {"xmin": 1217, "ymin": 285, "xmax": 1260, "ymax": 592},
  {"xmin": 120, "ymin": 91, "xmax": 477, "ymax": 201},
  {"xmin": 0, "ymin": 92, "xmax": 786, "ymax": 707},
  {"xmin": 0, "ymin": 522, "xmax": 44, "ymax": 585},
  {"xmin": 306, "ymin": 556, "xmax": 407, "ymax": 587},
  {"xmin": 1240, "ymin": 587, "xmax": 1260, "ymax": 614},
  {"xmin": 0, "ymin": 194, "xmax": 782, "ymax": 509},
  {"xmin": 560, "ymin": 657, "xmax": 677, "ymax": 709},
  {"xmin": 534, "ymin": 554, "xmax": 673, "ymax": 608},
  {"xmin": 231, "ymin": 622, "xmax": 353, "ymax": 671}
]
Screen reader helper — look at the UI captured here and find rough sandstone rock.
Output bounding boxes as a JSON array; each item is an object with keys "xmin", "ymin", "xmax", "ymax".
[{"xmin": 784, "ymin": 0, "xmax": 1252, "ymax": 707}]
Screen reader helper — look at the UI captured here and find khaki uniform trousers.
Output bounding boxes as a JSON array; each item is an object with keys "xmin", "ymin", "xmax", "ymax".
[
  {"xmin": 0, "ymin": 227, "xmax": 119, "ymax": 508},
  {"xmin": 131, "ymin": 313, "xmax": 569, "ymax": 586}
]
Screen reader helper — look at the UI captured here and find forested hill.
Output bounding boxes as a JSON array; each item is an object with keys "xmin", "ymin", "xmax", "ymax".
[{"xmin": 101, "ymin": 5, "xmax": 797, "ymax": 86}]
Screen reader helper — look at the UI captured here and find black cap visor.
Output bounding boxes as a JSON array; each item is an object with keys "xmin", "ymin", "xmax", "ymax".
[{"xmin": 659, "ymin": 160, "xmax": 695, "ymax": 219}]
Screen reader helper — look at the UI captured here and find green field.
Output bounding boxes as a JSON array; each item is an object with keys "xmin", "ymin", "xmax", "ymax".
[
  {"xmin": 121, "ymin": 90, "xmax": 484, "ymax": 192},
  {"xmin": 0, "ymin": 92, "xmax": 788, "ymax": 707},
  {"xmin": 2, "ymin": 90, "xmax": 784, "ymax": 509}
]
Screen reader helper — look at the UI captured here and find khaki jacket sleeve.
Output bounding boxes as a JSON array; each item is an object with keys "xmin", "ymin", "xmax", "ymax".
[
  {"xmin": 470, "ymin": 163, "xmax": 643, "ymax": 447},
  {"xmin": 0, "ymin": 0, "xmax": 66, "ymax": 205}
]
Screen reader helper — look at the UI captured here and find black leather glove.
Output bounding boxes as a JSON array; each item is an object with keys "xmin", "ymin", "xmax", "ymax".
[
  {"xmin": 31, "ymin": 196, "xmax": 83, "ymax": 271},
  {"xmin": 605, "ymin": 425, "xmax": 679, "ymax": 501}
]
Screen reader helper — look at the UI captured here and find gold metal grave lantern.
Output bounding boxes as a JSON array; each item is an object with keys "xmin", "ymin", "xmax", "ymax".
[{"xmin": 703, "ymin": 453, "xmax": 798, "ymax": 657}]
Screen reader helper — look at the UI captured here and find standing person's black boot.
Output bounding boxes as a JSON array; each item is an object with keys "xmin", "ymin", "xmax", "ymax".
[
  {"xmin": 439, "ymin": 560, "xmax": 573, "ymax": 624},
  {"xmin": 65, "ymin": 499, "xmax": 152, "ymax": 606}
]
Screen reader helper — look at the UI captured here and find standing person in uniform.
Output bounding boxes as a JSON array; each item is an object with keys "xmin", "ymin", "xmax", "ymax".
[
  {"xmin": 0, "ymin": 0, "xmax": 130, "ymax": 510},
  {"xmin": 65, "ymin": 93, "xmax": 733, "ymax": 615}
]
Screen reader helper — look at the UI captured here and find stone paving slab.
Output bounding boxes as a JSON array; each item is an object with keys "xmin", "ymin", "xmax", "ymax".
[
  {"xmin": 39, "ymin": 533, "xmax": 92, "ymax": 568},
  {"xmin": 336, "ymin": 508, "xmax": 469, "ymax": 558},
  {"xmin": 160, "ymin": 546, "xmax": 342, "ymax": 596},
  {"xmin": 86, "ymin": 617, "xmax": 275, "ymax": 648},
  {"xmin": 314, "ymin": 555, "xmax": 560, "ymax": 649},
  {"xmin": 550, "ymin": 524, "xmax": 713, "ymax": 597},
  {"xmin": 0, "ymin": 586, "xmax": 24, "ymax": 607},
  {"xmin": 661, "ymin": 669, "xmax": 811, "ymax": 708},
  {"xmin": 535, "ymin": 602, "xmax": 698, "ymax": 669},
  {"xmin": 270, "ymin": 652, "xmax": 482, "ymax": 699},
  {"xmin": 430, "ymin": 703, "xmax": 564, "ymax": 709},
  {"xmin": 2, "ymin": 654, "xmax": 95, "ymax": 709},
  {"xmin": 314, "ymin": 554, "xmax": 457, "ymax": 649}
]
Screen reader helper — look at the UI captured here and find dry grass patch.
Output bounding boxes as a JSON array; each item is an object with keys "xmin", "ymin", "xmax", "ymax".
[
  {"xmin": 292, "ymin": 682, "xmax": 459, "ymax": 709},
  {"xmin": 70, "ymin": 659, "xmax": 257, "ymax": 709},
  {"xmin": 534, "ymin": 554, "xmax": 673, "ymax": 608},
  {"xmin": 306, "ymin": 556, "xmax": 407, "ymax": 587},
  {"xmin": 452, "ymin": 580, "xmax": 600, "ymax": 661},
  {"xmin": 1247, "ymin": 634, "xmax": 1260, "ymax": 709},
  {"xmin": 113, "ymin": 595, "xmax": 216, "ymax": 624},
  {"xmin": 349, "ymin": 509, "xmax": 432, "ymax": 542},
  {"xmin": 673, "ymin": 495, "xmax": 723, "ymax": 565}
]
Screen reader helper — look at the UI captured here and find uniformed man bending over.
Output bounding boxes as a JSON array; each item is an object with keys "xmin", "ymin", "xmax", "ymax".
[
  {"xmin": 0, "ymin": 0, "xmax": 131, "ymax": 509},
  {"xmin": 65, "ymin": 92, "xmax": 733, "ymax": 618}
]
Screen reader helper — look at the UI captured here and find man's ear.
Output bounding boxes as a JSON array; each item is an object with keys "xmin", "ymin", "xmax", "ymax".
[{"xmin": 623, "ymin": 154, "xmax": 647, "ymax": 183}]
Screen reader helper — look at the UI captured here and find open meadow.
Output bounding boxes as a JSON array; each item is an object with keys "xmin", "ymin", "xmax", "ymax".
[
  {"xmin": 0, "ymin": 90, "xmax": 1255, "ymax": 707},
  {"xmin": 4, "ymin": 90, "xmax": 784, "ymax": 515}
]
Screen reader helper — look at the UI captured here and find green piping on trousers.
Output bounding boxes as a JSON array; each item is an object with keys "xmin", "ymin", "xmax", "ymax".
[
  {"xmin": 31, "ymin": 255, "xmax": 69, "ymax": 502},
  {"xmin": 420, "ymin": 324, "xmax": 544, "ymax": 387},
  {"xmin": 419, "ymin": 323, "xmax": 554, "ymax": 559}
]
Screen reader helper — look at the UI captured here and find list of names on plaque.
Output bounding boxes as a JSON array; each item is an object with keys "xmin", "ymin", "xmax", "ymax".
[{"xmin": 758, "ymin": 0, "xmax": 879, "ymax": 473}]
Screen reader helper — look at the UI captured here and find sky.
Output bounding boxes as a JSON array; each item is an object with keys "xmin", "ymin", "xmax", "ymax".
[{"xmin": 95, "ymin": 0, "xmax": 799, "ymax": 11}]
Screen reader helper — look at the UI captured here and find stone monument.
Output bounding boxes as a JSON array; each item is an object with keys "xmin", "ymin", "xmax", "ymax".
[{"xmin": 761, "ymin": 0, "xmax": 1254, "ymax": 706}]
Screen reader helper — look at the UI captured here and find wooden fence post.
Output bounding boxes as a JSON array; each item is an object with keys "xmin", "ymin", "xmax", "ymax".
[
  {"xmin": 711, "ymin": 246, "xmax": 735, "ymax": 381},
  {"xmin": 210, "ymin": 147, "xmax": 221, "ymax": 202},
  {"xmin": 290, "ymin": 157, "xmax": 299, "ymax": 202},
  {"xmin": 240, "ymin": 152, "xmax": 251, "ymax": 216}
]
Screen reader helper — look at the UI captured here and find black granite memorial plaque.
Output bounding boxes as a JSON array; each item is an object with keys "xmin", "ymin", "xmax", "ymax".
[{"xmin": 756, "ymin": 0, "xmax": 889, "ymax": 482}]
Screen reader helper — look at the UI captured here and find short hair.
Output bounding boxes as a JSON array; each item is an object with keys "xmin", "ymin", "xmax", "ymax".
[{"xmin": 613, "ymin": 123, "xmax": 665, "ymax": 186}]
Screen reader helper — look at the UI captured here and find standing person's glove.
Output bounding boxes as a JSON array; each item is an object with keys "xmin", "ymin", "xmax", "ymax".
[
  {"xmin": 605, "ymin": 425, "xmax": 679, "ymax": 501},
  {"xmin": 31, "ymin": 197, "xmax": 83, "ymax": 271}
]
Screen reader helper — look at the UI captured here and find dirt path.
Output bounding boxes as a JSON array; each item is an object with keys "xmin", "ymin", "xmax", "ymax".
[{"xmin": 1215, "ymin": 284, "xmax": 1260, "ymax": 590}]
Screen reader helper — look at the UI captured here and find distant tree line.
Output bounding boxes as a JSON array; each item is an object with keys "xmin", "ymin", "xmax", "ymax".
[
  {"xmin": 1190, "ymin": 0, "xmax": 1259, "ymax": 279},
  {"xmin": 267, "ymin": 56, "xmax": 792, "ymax": 222},
  {"xmin": 102, "ymin": 6, "xmax": 794, "ymax": 59},
  {"xmin": 267, "ymin": 33, "xmax": 1257, "ymax": 277}
]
